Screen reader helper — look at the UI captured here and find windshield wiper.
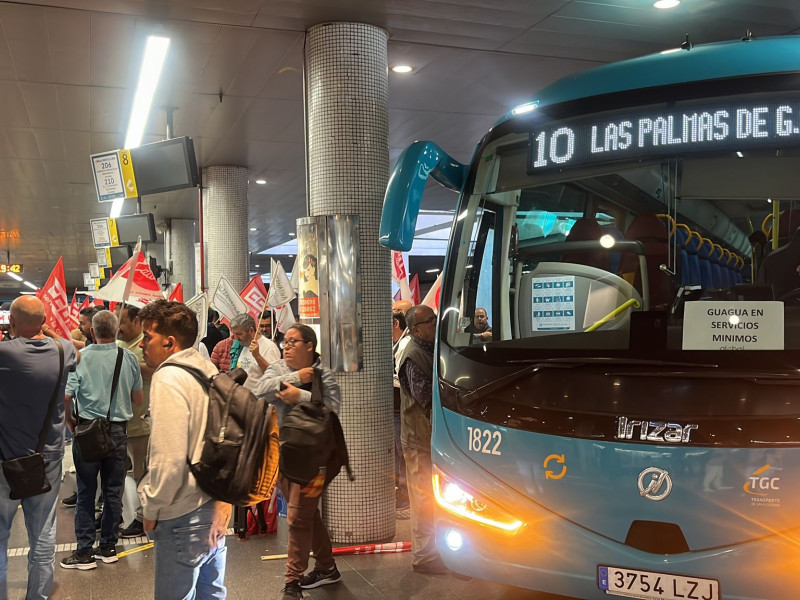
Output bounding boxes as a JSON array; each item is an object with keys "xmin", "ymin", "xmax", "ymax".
[
  {"xmin": 508, "ymin": 357, "xmax": 718, "ymax": 368},
  {"xmin": 612, "ymin": 370, "xmax": 800, "ymax": 382}
]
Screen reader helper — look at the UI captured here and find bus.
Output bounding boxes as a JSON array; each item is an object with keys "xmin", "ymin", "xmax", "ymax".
[{"xmin": 380, "ymin": 36, "xmax": 800, "ymax": 600}]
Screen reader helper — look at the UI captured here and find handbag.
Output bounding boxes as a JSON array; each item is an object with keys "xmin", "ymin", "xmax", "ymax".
[
  {"xmin": 74, "ymin": 347, "xmax": 123, "ymax": 462},
  {"xmin": 0, "ymin": 339, "xmax": 64, "ymax": 500}
]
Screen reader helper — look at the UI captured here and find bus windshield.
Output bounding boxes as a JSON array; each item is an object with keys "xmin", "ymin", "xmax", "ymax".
[{"xmin": 442, "ymin": 89, "xmax": 800, "ymax": 365}]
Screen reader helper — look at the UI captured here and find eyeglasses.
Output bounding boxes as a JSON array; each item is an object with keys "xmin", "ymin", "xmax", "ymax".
[
  {"xmin": 415, "ymin": 317, "xmax": 437, "ymax": 327},
  {"xmin": 283, "ymin": 338, "xmax": 308, "ymax": 348}
]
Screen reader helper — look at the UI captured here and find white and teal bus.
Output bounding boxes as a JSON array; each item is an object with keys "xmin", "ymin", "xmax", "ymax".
[{"xmin": 381, "ymin": 36, "xmax": 800, "ymax": 600}]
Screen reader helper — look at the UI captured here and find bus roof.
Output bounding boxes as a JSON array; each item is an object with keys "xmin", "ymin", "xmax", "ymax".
[{"xmin": 496, "ymin": 36, "xmax": 800, "ymax": 127}]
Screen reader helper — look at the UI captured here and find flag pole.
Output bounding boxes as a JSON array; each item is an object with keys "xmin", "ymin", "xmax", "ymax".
[{"xmin": 116, "ymin": 236, "xmax": 142, "ymax": 338}]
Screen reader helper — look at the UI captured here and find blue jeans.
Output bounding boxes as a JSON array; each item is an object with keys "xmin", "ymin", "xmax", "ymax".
[
  {"xmin": 73, "ymin": 423, "xmax": 127, "ymax": 552},
  {"xmin": 149, "ymin": 501, "xmax": 228, "ymax": 600},
  {"xmin": 0, "ymin": 458, "xmax": 62, "ymax": 600}
]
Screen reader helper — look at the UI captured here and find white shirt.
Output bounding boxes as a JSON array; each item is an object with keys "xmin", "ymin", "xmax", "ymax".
[{"xmin": 237, "ymin": 336, "xmax": 281, "ymax": 389}]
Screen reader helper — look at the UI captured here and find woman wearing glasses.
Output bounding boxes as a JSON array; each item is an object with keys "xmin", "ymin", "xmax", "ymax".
[{"xmin": 249, "ymin": 324, "xmax": 343, "ymax": 600}]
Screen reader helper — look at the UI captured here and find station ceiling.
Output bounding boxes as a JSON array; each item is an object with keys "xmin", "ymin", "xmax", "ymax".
[{"xmin": 1, "ymin": 0, "xmax": 799, "ymax": 298}]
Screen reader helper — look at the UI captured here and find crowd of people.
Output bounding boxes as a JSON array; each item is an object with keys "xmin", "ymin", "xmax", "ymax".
[{"xmin": 0, "ymin": 290, "xmax": 491, "ymax": 599}]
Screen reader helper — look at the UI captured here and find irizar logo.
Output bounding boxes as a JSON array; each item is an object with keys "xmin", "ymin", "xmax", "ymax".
[{"xmin": 616, "ymin": 416, "xmax": 698, "ymax": 443}]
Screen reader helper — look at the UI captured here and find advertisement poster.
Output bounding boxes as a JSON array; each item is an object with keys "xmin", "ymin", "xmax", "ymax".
[{"xmin": 297, "ymin": 221, "xmax": 320, "ymax": 319}]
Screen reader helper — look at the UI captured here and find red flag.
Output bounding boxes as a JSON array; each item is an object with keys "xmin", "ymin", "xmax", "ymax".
[
  {"xmin": 39, "ymin": 257, "xmax": 71, "ymax": 338},
  {"xmin": 109, "ymin": 301, "xmax": 118, "ymax": 312},
  {"xmin": 409, "ymin": 274, "xmax": 421, "ymax": 306},
  {"xmin": 68, "ymin": 288, "xmax": 80, "ymax": 326},
  {"xmin": 91, "ymin": 298, "xmax": 105, "ymax": 307},
  {"xmin": 169, "ymin": 282, "xmax": 184, "ymax": 303},
  {"xmin": 77, "ymin": 296, "xmax": 90, "ymax": 314},
  {"xmin": 239, "ymin": 275, "xmax": 268, "ymax": 321}
]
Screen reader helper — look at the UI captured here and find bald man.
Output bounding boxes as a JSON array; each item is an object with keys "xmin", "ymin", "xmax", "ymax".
[
  {"xmin": 0, "ymin": 297, "xmax": 78, "ymax": 600},
  {"xmin": 392, "ymin": 299, "xmax": 412, "ymax": 314}
]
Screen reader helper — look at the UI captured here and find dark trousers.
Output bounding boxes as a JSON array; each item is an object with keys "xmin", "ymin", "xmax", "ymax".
[
  {"xmin": 280, "ymin": 475, "xmax": 335, "ymax": 584},
  {"xmin": 73, "ymin": 423, "xmax": 127, "ymax": 552}
]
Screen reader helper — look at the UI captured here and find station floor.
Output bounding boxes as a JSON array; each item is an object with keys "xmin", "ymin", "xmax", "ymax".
[{"xmin": 4, "ymin": 446, "xmax": 565, "ymax": 600}]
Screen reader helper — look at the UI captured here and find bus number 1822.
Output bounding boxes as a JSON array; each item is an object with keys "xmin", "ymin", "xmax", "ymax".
[{"xmin": 467, "ymin": 427, "xmax": 502, "ymax": 455}]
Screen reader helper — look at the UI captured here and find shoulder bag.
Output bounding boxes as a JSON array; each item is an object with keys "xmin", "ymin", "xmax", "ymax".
[
  {"xmin": 0, "ymin": 338, "xmax": 64, "ymax": 499},
  {"xmin": 74, "ymin": 347, "xmax": 123, "ymax": 462}
]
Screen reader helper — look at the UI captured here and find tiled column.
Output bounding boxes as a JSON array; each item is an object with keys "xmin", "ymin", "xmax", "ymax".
[
  {"xmin": 169, "ymin": 218, "xmax": 196, "ymax": 296},
  {"xmin": 305, "ymin": 22, "xmax": 393, "ymax": 543},
  {"xmin": 201, "ymin": 166, "xmax": 249, "ymax": 294}
]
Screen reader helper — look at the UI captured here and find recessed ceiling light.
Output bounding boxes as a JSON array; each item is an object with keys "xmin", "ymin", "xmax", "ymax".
[
  {"xmin": 255, "ymin": 264, "xmax": 260, "ymax": 268},
  {"xmin": 249, "ymin": 227, "xmax": 257, "ymax": 231},
  {"xmin": 255, "ymin": 179, "xmax": 267, "ymax": 185},
  {"xmin": 736, "ymin": 151, "xmax": 744, "ymax": 158},
  {"xmin": 654, "ymin": 0, "xmax": 680, "ymax": 8},
  {"xmin": 288, "ymin": 254, "xmax": 294, "ymax": 258},
  {"xmin": 391, "ymin": 65, "xmax": 413, "ymax": 74}
]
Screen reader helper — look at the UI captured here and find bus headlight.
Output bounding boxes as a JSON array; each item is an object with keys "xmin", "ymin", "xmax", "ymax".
[{"xmin": 433, "ymin": 470, "xmax": 524, "ymax": 533}]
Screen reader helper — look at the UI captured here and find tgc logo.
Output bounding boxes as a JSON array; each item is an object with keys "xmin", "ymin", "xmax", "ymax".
[{"xmin": 743, "ymin": 464, "xmax": 781, "ymax": 496}]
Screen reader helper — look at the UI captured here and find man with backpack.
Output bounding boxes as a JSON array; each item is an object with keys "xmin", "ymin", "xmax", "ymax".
[
  {"xmin": 137, "ymin": 300, "xmax": 232, "ymax": 600},
  {"xmin": 251, "ymin": 324, "xmax": 342, "ymax": 600}
]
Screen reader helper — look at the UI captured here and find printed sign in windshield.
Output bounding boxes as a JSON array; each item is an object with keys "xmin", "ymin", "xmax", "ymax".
[{"xmin": 532, "ymin": 276, "xmax": 575, "ymax": 331}]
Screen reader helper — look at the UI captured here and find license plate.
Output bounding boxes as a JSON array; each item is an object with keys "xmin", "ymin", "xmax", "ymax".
[{"xmin": 598, "ymin": 566, "xmax": 719, "ymax": 600}]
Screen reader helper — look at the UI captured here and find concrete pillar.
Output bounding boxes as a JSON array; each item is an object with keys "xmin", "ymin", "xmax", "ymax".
[
  {"xmin": 201, "ymin": 166, "xmax": 249, "ymax": 293},
  {"xmin": 168, "ymin": 219, "xmax": 196, "ymax": 296},
  {"xmin": 305, "ymin": 22, "xmax": 393, "ymax": 543}
]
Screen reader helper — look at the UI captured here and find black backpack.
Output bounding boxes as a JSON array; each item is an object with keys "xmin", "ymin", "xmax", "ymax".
[
  {"xmin": 279, "ymin": 368, "xmax": 354, "ymax": 487},
  {"xmin": 162, "ymin": 364, "xmax": 279, "ymax": 507}
]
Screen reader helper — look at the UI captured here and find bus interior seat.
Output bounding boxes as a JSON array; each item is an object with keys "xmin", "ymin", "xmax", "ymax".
[
  {"xmin": 676, "ymin": 225, "xmax": 701, "ymax": 287},
  {"xmin": 759, "ymin": 227, "xmax": 800, "ymax": 300},
  {"xmin": 561, "ymin": 218, "xmax": 610, "ymax": 271},
  {"xmin": 517, "ymin": 262, "xmax": 642, "ymax": 338},
  {"xmin": 621, "ymin": 214, "xmax": 674, "ymax": 310}
]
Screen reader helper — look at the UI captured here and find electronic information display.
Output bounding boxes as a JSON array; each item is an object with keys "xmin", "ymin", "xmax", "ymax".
[{"xmin": 528, "ymin": 93, "xmax": 800, "ymax": 172}]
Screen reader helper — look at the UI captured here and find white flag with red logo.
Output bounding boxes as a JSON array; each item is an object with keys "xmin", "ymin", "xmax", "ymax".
[
  {"xmin": 274, "ymin": 303, "xmax": 296, "ymax": 333},
  {"xmin": 391, "ymin": 251, "xmax": 411, "ymax": 303},
  {"xmin": 168, "ymin": 282, "xmax": 184, "ymax": 303},
  {"xmin": 288, "ymin": 256, "xmax": 300, "ymax": 295},
  {"xmin": 94, "ymin": 245, "xmax": 164, "ymax": 307},
  {"xmin": 211, "ymin": 276, "xmax": 250, "ymax": 321},
  {"xmin": 38, "ymin": 257, "xmax": 71, "ymax": 338},
  {"xmin": 239, "ymin": 275, "xmax": 268, "ymax": 321},
  {"xmin": 421, "ymin": 272, "xmax": 442, "ymax": 312},
  {"xmin": 268, "ymin": 259, "xmax": 296, "ymax": 309}
]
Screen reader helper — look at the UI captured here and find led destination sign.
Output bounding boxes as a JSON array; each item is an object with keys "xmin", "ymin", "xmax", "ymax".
[{"xmin": 528, "ymin": 95, "xmax": 800, "ymax": 172}]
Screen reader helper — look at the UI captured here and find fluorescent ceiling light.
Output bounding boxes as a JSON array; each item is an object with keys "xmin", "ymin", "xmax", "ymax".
[
  {"xmin": 23, "ymin": 280, "xmax": 38, "ymax": 290},
  {"xmin": 660, "ymin": 48, "xmax": 681, "ymax": 54},
  {"xmin": 250, "ymin": 227, "xmax": 258, "ymax": 231},
  {"xmin": 6, "ymin": 272, "xmax": 23, "ymax": 281},
  {"xmin": 426, "ymin": 268, "xmax": 440, "ymax": 273},
  {"xmin": 255, "ymin": 264, "xmax": 260, "ymax": 268},
  {"xmin": 288, "ymin": 232, "xmax": 296, "ymax": 237},
  {"xmin": 391, "ymin": 65, "xmax": 413, "ymax": 73},
  {"xmin": 736, "ymin": 151, "xmax": 744, "ymax": 158},
  {"xmin": 124, "ymin": 35, "xmax": 171, "ymax": 150},
  {"xmin": 654, "ymin": 0, "xmax": 680, "ymax": 8},
  {"xmin": 255, "ymin": 179, "xmax": 267, "ymax": 185}
]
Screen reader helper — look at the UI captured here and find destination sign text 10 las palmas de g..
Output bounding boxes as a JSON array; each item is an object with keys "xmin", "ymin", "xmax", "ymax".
[{"xmin": 528, "ymin": 94, "xmax": 800, "ymax": 172}]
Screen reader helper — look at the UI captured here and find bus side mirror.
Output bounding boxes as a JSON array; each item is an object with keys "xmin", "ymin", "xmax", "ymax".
[{"xmin": 379, "ymin": 141, "xmax": 467, "ymax": 251}]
